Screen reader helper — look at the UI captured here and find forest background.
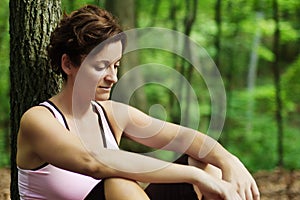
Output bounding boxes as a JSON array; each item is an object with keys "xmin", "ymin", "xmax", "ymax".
[{"xmin": 0, "ymin": 0, "xmax": 300, "ymax": 198}]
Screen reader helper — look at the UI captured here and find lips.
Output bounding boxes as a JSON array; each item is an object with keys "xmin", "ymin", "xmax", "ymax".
[{"xmin": 98, "ymin": 86, "xmax": 112, "ymax": 91}]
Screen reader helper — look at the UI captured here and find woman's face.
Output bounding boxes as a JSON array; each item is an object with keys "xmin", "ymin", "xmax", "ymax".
[
  {"xmin": 93, "ymin": 41, "xmax": 122, "ymax": 101},
  {"xmin": 73, "ymin": 40, "xmax": 122, "ymax": 104}
]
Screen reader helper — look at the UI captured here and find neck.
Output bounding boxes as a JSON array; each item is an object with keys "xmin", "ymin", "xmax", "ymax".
[
  {"xmin": 54, "ymin": 91, "xmax": 94, "ymax": 118},
  {"xmin": 50, "ymin": 86, "xmax": 73, "ymax": 117}
]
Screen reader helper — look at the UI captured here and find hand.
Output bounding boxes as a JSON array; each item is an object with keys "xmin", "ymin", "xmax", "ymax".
[
  {"xmin": 195, "ymin": 172, "xmax": 242, "ymax": 200},
  {"xmin": 221, "ymin": 155, "xmax": 260, "ymax": 200}
]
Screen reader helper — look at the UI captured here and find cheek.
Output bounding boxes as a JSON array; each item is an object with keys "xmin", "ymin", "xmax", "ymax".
[
  {"xmin": 96, "ymin": 78, "xmax": 102, "ymax": 85},
  {"xmin": 88, "ymin": 70, "xmax": 104, "ymax": 87}
]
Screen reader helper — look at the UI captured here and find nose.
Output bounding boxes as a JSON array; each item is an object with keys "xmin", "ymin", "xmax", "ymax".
[{"xmin": 104, "ymin": 65, "xmax": 118, "ymax": 83}]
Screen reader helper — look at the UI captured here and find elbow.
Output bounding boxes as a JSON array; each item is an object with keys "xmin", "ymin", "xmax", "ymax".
[{"xmin": 81, "ymin": 154, "xmax": 116, "ymax": 179}]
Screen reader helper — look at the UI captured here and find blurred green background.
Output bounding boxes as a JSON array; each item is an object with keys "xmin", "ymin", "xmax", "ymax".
[{"xmin": 1, "ymin": 0, "xmax": 300, "ymax": 173}]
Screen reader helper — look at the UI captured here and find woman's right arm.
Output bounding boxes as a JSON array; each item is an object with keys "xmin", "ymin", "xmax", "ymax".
[
  {"xmin": 18, "ymin": 106, "xmax": 113, "ymax": 177},
  {"xmin": 18, "ymin": 106, "xmax": 240, "ymax": 199}
]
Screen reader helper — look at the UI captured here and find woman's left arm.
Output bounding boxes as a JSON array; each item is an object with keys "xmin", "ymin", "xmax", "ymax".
[{"xmin": 101, "ymin": 100, "xmax": 260, "ymax": 200}]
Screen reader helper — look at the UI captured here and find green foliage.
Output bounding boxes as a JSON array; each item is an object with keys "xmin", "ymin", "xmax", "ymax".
[
  {"xmin": 61, "ymin": 0, "xmax": 106, "ymax": 12},
  {"xmin": 0, "ymin": 129, "xmax": 9, "ymax": 167},
  {"xmin": 1, "ymin": 0, "xmax": 300, "ymax": 172},
  {"xmin": 281, "ymin": 56, "xmax": 300, "ymax": 106},
  {"xmin": 225, "ymin": 85, "xmax": 300, "ymax": 171},
  {"xmin": 127, "ymin": 0, "xmax": 300, "ymax": 172},
  {"xmin": 258, "ymin": 45, "xmax": 274, "ymax": 62},
  {"xmin": 279, "ymin": 21, "xmax": 299, "ymax": 43},
  {"xmin": 225, "ymin": 115, "xmax": 278, "ymax": 171},
  {"xmin": 283, "ymin": 125, "xmax": 300, "ymax": 169},
  {"xmin": 0, "ymin": 0, "xmax": 10, "ymax": 168}
]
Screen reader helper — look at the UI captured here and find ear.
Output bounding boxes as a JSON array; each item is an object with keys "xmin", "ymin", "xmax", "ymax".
[{"xmin": 61, "ymin": 54, "xmax": 73, "ymax": 76}]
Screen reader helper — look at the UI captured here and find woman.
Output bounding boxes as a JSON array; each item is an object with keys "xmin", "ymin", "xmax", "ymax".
[{"xmin": 17, "ymin": 5, "xmax": 260, "ymax": 200}]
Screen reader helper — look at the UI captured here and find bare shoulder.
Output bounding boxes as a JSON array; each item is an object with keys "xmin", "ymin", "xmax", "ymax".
[
  {"xmin": 17, "ymin": 106, "xmax": 57, "ymax": 168},
  {"xmin": 22, "ymin": 105, "xmax": 52, "ymax": 118},
  {"xmin": 98, "ymin": 100, "xmax": 154, "ymax": 130},
  {"xmin": 19, "ymin": 105, "xmax": 55, "ymax": 136}
]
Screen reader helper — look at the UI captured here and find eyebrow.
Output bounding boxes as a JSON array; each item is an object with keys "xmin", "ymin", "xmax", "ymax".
[
  {"xmin": 94, "ymin": 60, "xmax": 110, "ymax": 66},
  {"xmin": 93, "ymin": 58, "xmax": 121, "ymax": 66}
]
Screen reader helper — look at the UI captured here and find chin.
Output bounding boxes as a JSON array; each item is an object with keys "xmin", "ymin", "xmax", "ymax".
[{"xmin": 95, "ymin": 94, "xmax": 110, "ymax": 101}]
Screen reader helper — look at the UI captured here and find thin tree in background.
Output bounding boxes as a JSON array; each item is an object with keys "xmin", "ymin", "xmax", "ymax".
[
  {"xmin": 147, "ymin": 0, "xmax": 161, "ymax": 27},
  {"xmin": 105, "ymin": 0, "xmax": 147, "ymax": 111},
  {"xmin": 206, "ymin": 0, "xmax": 226, "ymax": 140},
  {"xmin": 247, "ymin": 3, "xmax": 264, "ymax": 134},
  {"xmin": 168, "ymin": 0, "xmax": 181, "ymax": 124},
  {"xmin": 214, "ymin": 0, "xmax": 225, "ymax": 144},
  {"xmin": 168, "ymin": 0, "xmax": 199, "ymax": 126},
  {"xmin": 214, "ymin": 0, "xmax": 222, "ymax": 69},
  {"xmin": 272, "ymin": 0, "xmax": 284, "ymax": 168},
  {"xmin": 9, "ymin": 1, "xmax": 61, "ymax": 199},
  {"xmin": 182, "ymin": 0, "xmax": 198, "ymax": 127},
  {"xmin": 105, "ymin": 0, "xmax": 149, "ymax": 153}
]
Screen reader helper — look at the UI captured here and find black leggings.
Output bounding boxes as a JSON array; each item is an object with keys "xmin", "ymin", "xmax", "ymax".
[
  {"xmin": 145, "ymin": 154, "xmax": 198, "ymax": 200},
  {"xmin": 84, "ymin": 179, "xmax": 106, "ymax": 200},
  {"xmin": 85, "ymin": 155, "xmax": 198, "ymax": 200}
]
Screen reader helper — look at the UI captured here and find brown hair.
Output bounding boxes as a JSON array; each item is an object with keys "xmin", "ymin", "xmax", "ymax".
[{"xmin": 47, "ymin": 5, "xmax": 125, "ymax": 79}]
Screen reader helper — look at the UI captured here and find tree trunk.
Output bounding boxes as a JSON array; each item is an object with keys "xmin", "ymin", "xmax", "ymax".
[
  {"xmin": 182, "ymin": 0, "xmax": 198, "ymax": 127},
  {"xmin": 272, "ymin": 0, "xmax": 284, "ymax": 168},
  {"xmin": 214, "ymin": 0, "xmax": 221, "ymax": 69},
  {"xmin": 246, "ymin": 11, "xmax": 263, "ymax": 133},
  {"xmin": 214, "ymin": 0, "xmax": 228, "ymax": 144},
  {"xmin": 9, "ymin": 1, "xmax": 61, "ymax": 199},
  {"xmin": 148, "ymin": 0, "xmax": 161, "ymax": 27},
  {"xmin": 168, "ymin": 0, "xmax": 181, "ymax": 124}
]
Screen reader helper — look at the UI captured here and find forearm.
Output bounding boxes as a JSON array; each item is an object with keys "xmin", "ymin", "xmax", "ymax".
[
  {"xmin": 89, "ymin": 149, "xmax": 200, "ymax": 185},
  {"xmin": 185, "ymin": 132, "xmax": 235, "ymax": 170},
  {"xmin": 131, "ymin": 122, "xmax": 235, "ymax": 171},
  {"xmin": 92, "ymin": 150, "xmax": 243, "ymax": 200}
]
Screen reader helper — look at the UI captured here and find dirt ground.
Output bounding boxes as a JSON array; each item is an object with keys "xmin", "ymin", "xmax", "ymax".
[
  {"xmin": 0, "ymin": 168, "xmax": 10, "ymax": 200},
  {"xmin": 1, "ymin": 167, "xmax": 300, "ymax": 199}
]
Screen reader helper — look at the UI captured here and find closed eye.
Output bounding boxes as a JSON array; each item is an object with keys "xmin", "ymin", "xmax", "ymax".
[
  {"xmin": 114, "ymin": 61, "xmax": 120, "ymax": 68},
  {"xmin": 93, "ymin": 61, "xmax": 109, "ymax": 71},
  {"xmin": 94, "ymin": 65, "xmax": 106, "ymax": 71}
]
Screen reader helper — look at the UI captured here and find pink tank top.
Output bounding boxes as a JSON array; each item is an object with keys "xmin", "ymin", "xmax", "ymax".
[{"xmin": 18, "ymin": 100, "xmax": 119, "ymax": 199}]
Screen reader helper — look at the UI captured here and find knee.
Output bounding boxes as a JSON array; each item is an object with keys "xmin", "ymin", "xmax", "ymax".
[{"xmin": 104, "ymin": 178, "xmax": 149, "ymax": 200}]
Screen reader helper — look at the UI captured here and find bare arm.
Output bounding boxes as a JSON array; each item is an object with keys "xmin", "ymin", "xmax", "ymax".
[
  {"xmin": 17, "ymin": 106, "xmax": 240, "ymax": 199},
  {"xmin": 100, "ymin": 100, "xmax": 260, "ymax": 200}
]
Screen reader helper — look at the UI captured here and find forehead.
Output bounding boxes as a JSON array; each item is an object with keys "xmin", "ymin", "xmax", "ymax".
[{"xmin": 90, "ymin": 41, "xmax": 123, "ymax": 62}]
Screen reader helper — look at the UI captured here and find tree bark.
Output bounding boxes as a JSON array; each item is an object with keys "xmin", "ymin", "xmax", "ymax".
[{"xmin": 9, "ymin": 0, "xmax": 61, "ymax": 199}]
